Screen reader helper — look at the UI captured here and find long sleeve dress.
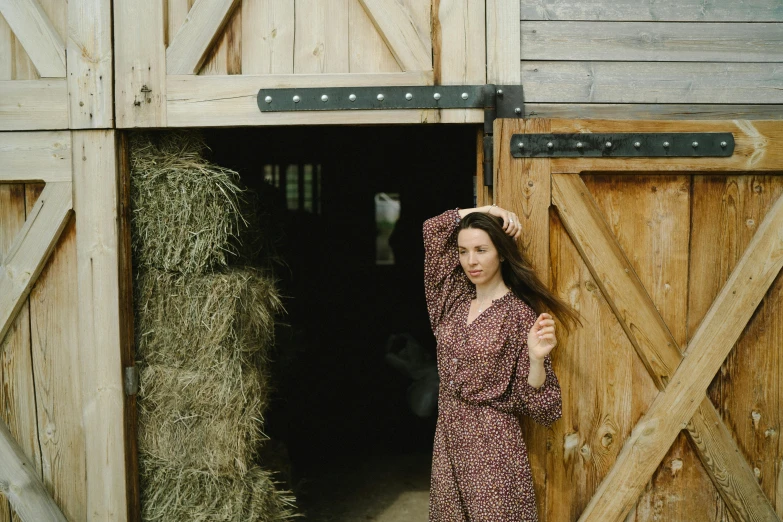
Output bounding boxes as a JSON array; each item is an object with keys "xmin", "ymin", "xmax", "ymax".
[{"xmin": 423, "ymin": 209, "xmax": 562, "ymax": 522}]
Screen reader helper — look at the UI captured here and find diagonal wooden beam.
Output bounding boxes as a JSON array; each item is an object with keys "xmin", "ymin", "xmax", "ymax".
[
  {"xmin": 551, "ymin": 173, "xmax": 682, "ymax": 389},
  {"xmin": 553, "ymin": 173, "xmax": 781, "ymax": 522},
  {"xmin": 0, "ymin": 418, "xmax": 67, "ymax": 522},
  {"xmin": 0, "ymin": 0, "xmax": 65, "ymax": 77},
  {"xmin": 0, "ymin": 181, "xmax": 72, "ymax": 344},
  {"xmin": 577, "ymin": 190, "xmax": 783, "ymax": 522},
  {"xmin": 166, "ymin": 0, "xmax": 239, "ymax": 75},
  {"xmin": 358, "ymin": 0, "xmax": 432, "ymax": 72}
]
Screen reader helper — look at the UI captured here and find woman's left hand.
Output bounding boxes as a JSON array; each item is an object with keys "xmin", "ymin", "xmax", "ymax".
[{"xmin": 527, "ymin": 313, "xmax": 557, "ymax": 361}]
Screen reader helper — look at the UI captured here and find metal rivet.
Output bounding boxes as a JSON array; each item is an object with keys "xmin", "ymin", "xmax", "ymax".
[
  {"xmin": 264, "ymin": 96, "xmax": 272, "ymax": 103},
  {"xmin": 576, "ymin": 142, "xmax": 583, "ymax": 149},
  {"xmin": 405, "ymin": 93, "xmax": 413, "ymax": 100},
  {"xmin": 692, "ymin": 141, "xmax": 699, "ymax": 148},
  {"xmin": 433, "ymin": 93, "xmax": 441, "ymax": 100},
  {"xmin": 496, "ymin": 89, "xmax": 504, "ymax": 96},
  {"xmin": 547, "ymin": 142, "xmax": 554, "ymax": 149},
  {"xmin": 321, "ymin": 94, "xmax": 329, "ymax": 102},
  {"xmin": 605, "ymin": 141, "xmax": 612, "ymax": 149},
  {"xmin": 634, "ymin": 141, "xmax": 641, "ymax": 149},
  {"xmin": 720, "ymin": 141, "xmax": 727, "ymax": 148},
  {"xmin": 377, "ymin": 93, "xmax": 385, "ymax": 101},
  {"xmin": 349, "ymin": 94, "xmax": 357, "ymax": 102},
  {"xmin": 461, "ymin": 92, "xmax": 469, "ymax": 100},
  {"xmin": 514, "ymin": 107, "xmax": 522, "ymax": 115},
  {"xmin": 517, "ymin": 142, "xmax": 524, "ymax": 149},
  {"xmin": 663, "ymin": 141, "xmax": 670, "ymax": 148},
  {"xmin": 293, "ymin": 95, "xmax": 300, "ymax": 103}
]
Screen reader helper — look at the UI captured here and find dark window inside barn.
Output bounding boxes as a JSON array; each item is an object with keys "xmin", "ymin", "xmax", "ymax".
[{"xmin": 206, "ymin": 125, "xmax": 476, "ymax": 519}]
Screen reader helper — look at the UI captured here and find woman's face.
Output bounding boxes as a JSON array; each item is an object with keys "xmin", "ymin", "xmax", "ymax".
[{"xmin": 457, "ymin": 228, "xmax": 503, "ymax": 287}]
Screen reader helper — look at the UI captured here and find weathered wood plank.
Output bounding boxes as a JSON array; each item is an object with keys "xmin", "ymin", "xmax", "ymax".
[
  {"xmin": 72, "ymin": 130, "xmax": 128, "ymax": 522},
  {"xmin": 690, "ymin": 175, "xmax": 783, "ymax": 521},
  {"xmin": 521, "ymin": 62, "xmax": 783, "ymax": 105},
  {"xmin": 0, "ymin": 419, "xmax": 66, "ymax": 522},
  {"xmin": 0, "ymin": 14, "xmax": 12, "ymax": 80},
  {"xmin": 0, "ymin": 0, "xmax": 64, "ymax": 77},
  {"xmin": 240, "ymin": 0, "xmax": 294, "ymax": 74},
  {"xmin": 67, "ymin": 0, "xmax": 113, "ymax": 128},
  {"xmin": 294, "ymin": 0, "xmax": 349, "ymax": 73},
  {"xmin": 578, "ymin": 190, "xmax": 783, "ymax": 522},
  {"xmin": 114, "ymin": 0, "xmax": 166, "ymax": 127},
  {"xmin": 549, "ymin": 120, "xmax": 783, "ymax": 173},
  {"xmin": 438, "ymin": 0, "xmax": 485, "ymax": 123},
  {"xmin": 474, "ymin": 126, "xmax": 491, "ymax": 206},
  {"xmin": 520, "ymin": 0, "xmax": 783, "ymax": 22},
  {"xmin": 349, "ymin": 0, "xmax": 399, "ymax": 73},
  {"xmin": 525, "ymin": 104, "xmax": 783, "ymax": 121},
  {"xmin": 521, "ymin": 22, "xmax": 783, "ymax": 62},
  {"xmin": 166, "ymin": 72, "xmax": 438, "ymax": 126},
  {"xmin": 0, "ymin": 80, "xmax": 67, "ymax": 130},
  {"xmin": 27, "ymin": 212, "xmax": 86, "ymax": 522},
  {"xmin": 358, "ymin": 0, "xmax": 431, "ymax": 72},
  {"xmin": 0, "ymin": 131, "xmax": 70, "ymax": 183},
  {"xmin": 552, "ymin": 173, "xmax": 682, "ymax": 389},
  {"xmin": 0, "ymin": 184, "xmax": 41, "ymax": 522},
  {"xmin": 166, "ymin": 0, "xmax": 239, "ymax": 74},
  {"xmin": 487, "ymin": 0, "xmax": 519, "ymax": 83},
  {"xmin": 199, "ymin": 4, "xmax": 240, "ymax": 75},
  {"xmin": 0, "ymin": 181, "xmax": 71, "ymax": 346}
]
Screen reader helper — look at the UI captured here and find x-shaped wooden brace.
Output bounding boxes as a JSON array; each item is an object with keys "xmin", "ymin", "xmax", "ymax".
[{"xmin": 552, "ymin": 174, "xmax": 783, "ymax": 522}]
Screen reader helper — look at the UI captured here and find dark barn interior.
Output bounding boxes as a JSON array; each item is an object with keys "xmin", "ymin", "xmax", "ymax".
[{"xmin": 206, "ymin": 125, "xmax": 477, "ymax": 519}]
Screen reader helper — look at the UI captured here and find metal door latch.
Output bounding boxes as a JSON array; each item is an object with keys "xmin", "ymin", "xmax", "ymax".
[{"xmin": 510, "ymin": 133, "xmax": 735, "ymax": 158}]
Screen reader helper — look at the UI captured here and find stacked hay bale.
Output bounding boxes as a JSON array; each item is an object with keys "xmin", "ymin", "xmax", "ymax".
[{"xmin": 130, "ymin": 132, "xmax": 297, "ymax": 521}]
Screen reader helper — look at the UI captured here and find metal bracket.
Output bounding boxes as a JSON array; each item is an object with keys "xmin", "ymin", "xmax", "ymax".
[
  {"xmin": 124, "ymin": 366, "xmax": 139, "ymax": 396},
  {"xmin": 510, "ymin": 133, "xmax": 735, "ymax": 158},
  {"xmin": 257, "ymin": 85, "xmax": 524, "ymax": 188}
]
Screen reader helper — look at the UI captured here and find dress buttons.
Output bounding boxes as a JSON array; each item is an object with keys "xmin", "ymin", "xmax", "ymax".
[
  {"xmin": 452, "ymin": 358, "xmax": 458, "ymax": 363},
  {"xmin": 449, "ymin": 380, "xmax": 454, "ymax": 385}
]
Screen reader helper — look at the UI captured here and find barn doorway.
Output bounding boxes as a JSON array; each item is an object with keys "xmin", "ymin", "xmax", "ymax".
[{"xmin": 205, "ymin": 125, "xmax": 477, "ymax": 520}]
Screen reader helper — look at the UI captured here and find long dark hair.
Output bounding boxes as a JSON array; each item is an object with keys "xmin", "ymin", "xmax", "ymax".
[{"xmin": 459, "ymin": 212, "xmax": 581, "ymax": 331}]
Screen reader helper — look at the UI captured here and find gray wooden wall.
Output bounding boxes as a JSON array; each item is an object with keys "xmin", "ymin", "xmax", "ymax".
[{"xmin": 519, "ymin": 0, "xmax": 783, "ymax": 119}]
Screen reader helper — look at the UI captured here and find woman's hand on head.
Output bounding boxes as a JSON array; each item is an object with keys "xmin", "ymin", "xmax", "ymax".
[
  {"xmin": 527, "ymin": 313, "xmax": 557, "ymax": 361},
  {"xmin": 486, "ymin": 205, "xmax": 522, "ymax": 240}
]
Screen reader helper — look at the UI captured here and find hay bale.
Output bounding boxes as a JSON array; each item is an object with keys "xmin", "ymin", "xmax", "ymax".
[
  {"xmin": 130, "ymin": 132, "xmax": 247, "ymax": 274},
  {"xmin": 140, "ymin": 464, "xmax": 298, "ymax": 522},
  {"xmin": 135, "ymin": 268, "xmax": 282, "ymax": 368},
  {"xmin": 138, "ymin": 362, "xmax": 269, "ymax": 476}
]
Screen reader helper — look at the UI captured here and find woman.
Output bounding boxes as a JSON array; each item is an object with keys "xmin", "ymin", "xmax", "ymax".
[{"xmin": 423, "ymin": 205, "xmax": 578, "ymax": 521}]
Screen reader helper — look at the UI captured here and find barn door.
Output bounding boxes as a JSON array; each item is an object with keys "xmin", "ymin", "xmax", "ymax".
[
  {"xmin": 114, "ymin": 0, "xmax": 487, "ymax": 128},
  {"xmin": 495, "ymin": 119, "xmax": 783, "ymax": 522}
]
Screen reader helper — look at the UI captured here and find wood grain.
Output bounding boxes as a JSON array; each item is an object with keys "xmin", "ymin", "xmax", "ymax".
[
  {"xmin": 551, "ymin": 173, "xmax": 682, "ymax": 389},
  {"xmin": 27, "ymin": 213, "xmax": 86, "ymax": 522},
  {"xmin": 199, "ymin": 4, "xmax": 241, "ymax": 75},
  {"xmin": 525, "ymin": 104, "xmax": 783, "ymax": 121},
  {"xmin": 521, "ymin": 22, "xmax": 783, "ymax": 62},
  {"xmin": 166, "ymin": 0, "xmax": 239, "ymax": 74},
  {"xmin": 0, "ymin": 131, "xmax": 70, "ymax": 183},
  {"xmin": 72, "ymin": 130, "xmax": 127, "ymax": 522},
  {"xmin": 0, "ymin": 184, "xmax": 41, "ymax": 522},
  {"xmin": 349, "ymin": 0, "xmax": 399, "ymax": 73},
  {"xmin": 0, "ymin": 80, "xmax": 67, "ymax": 130},
  {"xmin": 240, "ymin": 0, "xmax": 294, "ymax": 74},
  {"xmin": 520, "ymin": 0, "xmax": 783, "ymax": 22},
  {"xmin": 166, "ymin": 72, "xmax": 438, "ymax": 126},
  {"xmin": 0, "ymin": 419, "xmax": 66, "ymax": 522},
  {"xmin": 0, "ymin": 182, "xmax": 71, "ymax": 345},
  {"xmin": 0, "ymin": 14, "xmax": 13, "ymax": 80},
  {"xmin": 67, "ymin": 0, "xmax": 113, "ymax": 128},
  {"xmin": 294, "ymin": 0, "xmax": 349, "ymax": 73},
  {"xmin": 521, "ymin": 62, "xmax": 783, "ymax": 104},
  {"xmin": 487, "ymin": 0, "xmax": 520, "ymax": 84},
  {"xmin": 358, "ymin": 0, "xmax": 431, "ymax": 72},
  {"xmin": 0, "ymin": 0, "xmax": 65, "ymax": 77},
  {"xmin": 549, "ymin": 120, "xmax": 783, "ymax": 173},
  {"xmin": 114, "ymin": 0, "xmax": 166, "ymax": 127},
  {"xmin": 578, "ymin": 189, "xmax": 783, "ymax": 522},
  {"xmin": 474, "ymin": 126, "xmax": 491, "ymax": 206}
]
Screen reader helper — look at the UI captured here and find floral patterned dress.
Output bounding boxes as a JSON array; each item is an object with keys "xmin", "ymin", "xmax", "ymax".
[{"xmin": 423, "ymin": 209, "xmax": 562, "ymax": 522}]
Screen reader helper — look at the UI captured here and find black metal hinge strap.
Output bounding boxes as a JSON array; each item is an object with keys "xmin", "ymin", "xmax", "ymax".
[{"xmin": 510, "ymin": 133, "xmax": 735, "ymax": 158}]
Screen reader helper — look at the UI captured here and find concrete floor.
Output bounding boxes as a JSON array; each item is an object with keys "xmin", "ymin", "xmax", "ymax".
[{"xmin": 297, "ymin": 452, "xmax": 431, "ymax": 521}]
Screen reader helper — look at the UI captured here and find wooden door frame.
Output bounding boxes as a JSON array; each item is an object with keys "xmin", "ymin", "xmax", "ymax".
[{"xmin": 494, "ymin": 119, "xmax": 783, "ymax": 522}]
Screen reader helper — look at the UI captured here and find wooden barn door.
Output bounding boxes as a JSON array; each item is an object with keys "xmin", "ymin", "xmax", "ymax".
[
  {"xmin": 114, "ymin": 0, "xmax": 489, "ymax": 128},
  {"xmin": 495, "ymin": 119, "xmax": 783, "ymax": 522}
]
